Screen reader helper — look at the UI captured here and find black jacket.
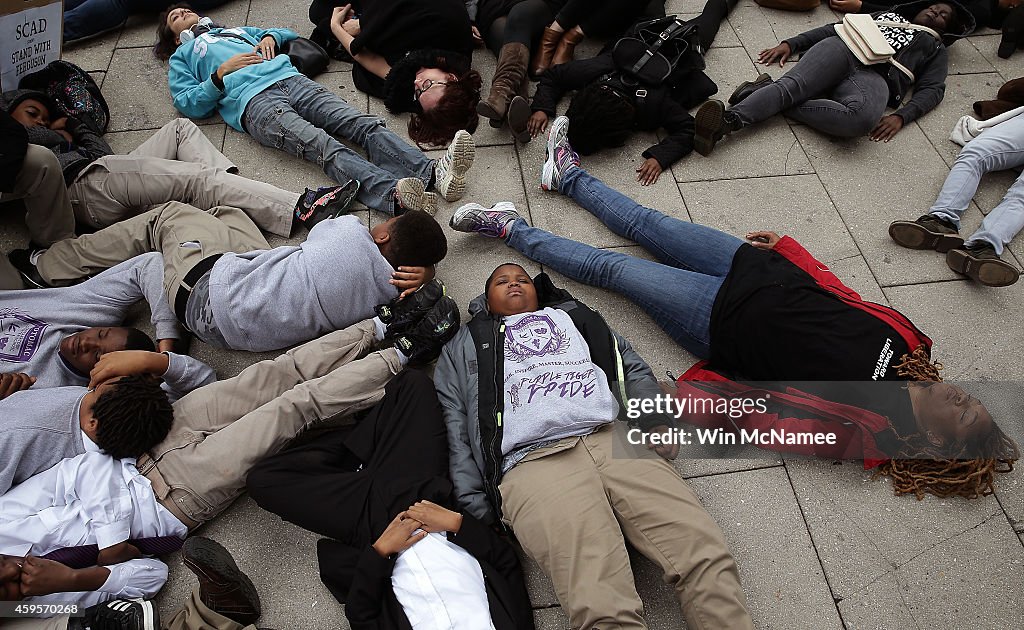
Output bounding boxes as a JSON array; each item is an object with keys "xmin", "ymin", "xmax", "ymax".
[
  {"xmin": 530, "ymin": 52, "xmax": 712, "ymax": 168},
  {"xmin": 530, "ymin": 26, "xmax": 717, "ymax": 169},
  {"xmin": 0, "ymin": 109, "xmax": 27, "ymax": 193},
  {"xmin": 320, "ymin": 510, "xmax": 535, "ymax": 630},
  {"xmin": 785, "ymin": 0, "xmax": 975, "ymax": 124},
  {"xmin": 0, "ymin": 89, "xmax": 112, "ymax": 185}
]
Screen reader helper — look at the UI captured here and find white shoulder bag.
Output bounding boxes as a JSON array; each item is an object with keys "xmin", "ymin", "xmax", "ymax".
[{"xmin": 834, "ymin": 14, "xmax": 941, "ymax": 82}]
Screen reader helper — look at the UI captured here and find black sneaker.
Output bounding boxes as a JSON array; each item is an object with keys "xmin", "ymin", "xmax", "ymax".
[
  {"xmin": 7, "ymin": 248, "xmax": 50, "ymax": 289},
  {"xmin": 375, "ymin": 279, "xmax": 446, "ymax": 339},
  {"xmin": 183, "ymin": 536, "xmax": 261, "ymax": 625},
  {"xmin": 393, "ymin": 296, "xmax": 460, "ymax": 365},
  {"xmin": 728, "ymin": 72, "xmax": 772, "ymax": 105},
  {"xmin": 294, "ymin": 180, "xmax": 361, "ymax": 232},
  {"xmin": 946, "ymin": 242, "xmax": 1020, "ymax": 287},
  {"xmin": 693, "ymin": 100, "xmax": 741, "ymax": 157},
  {"xmin": 83, "ymin": 598, "xmax": 159, "ymax": 630},
  {"xmin": 888, "ymin": 214, "xmax": 963, "ymax": 252}
]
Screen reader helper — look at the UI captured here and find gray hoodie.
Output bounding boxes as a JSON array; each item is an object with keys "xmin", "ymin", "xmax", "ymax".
[
  {"xmin": 208, "ymin": 215, "xmax": 398, "ymax": 352},
  {"xmin": 0, "ymin": 252, "xmax": 185, "ymax": 389}
]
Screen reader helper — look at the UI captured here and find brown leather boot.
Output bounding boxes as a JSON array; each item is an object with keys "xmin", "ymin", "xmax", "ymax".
[
  {"xmin": 531, "ymin": 27, "xmax": 562, "ymax": 77},
  {"xmin": 478, "ymin": 42, "xmax": 530, "ymax": 123},
  {"xmin": 972, "ymin": 99, "xmax": 1020, "ymax": 120},
  {"xmin": 551, "ymin": 28, "xmax": 584, "ymax": 67},
  {"xmin": 997, "ymin": 77, "xmax": 1024, "ymax": 104},
  {"xmin": 183, "ymin": 537, "xmax": 261, "ymax": 625},
  {"xmin": 507, "ymin": 95, "xmax": 532, "ymax": 143}
]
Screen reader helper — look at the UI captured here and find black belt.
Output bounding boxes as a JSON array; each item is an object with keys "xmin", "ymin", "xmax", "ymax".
[{"xmin": 173, "ymin": 253, "xmax": 223, "ymax": 332}]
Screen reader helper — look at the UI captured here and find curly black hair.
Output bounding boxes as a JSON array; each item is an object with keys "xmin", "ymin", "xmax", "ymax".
[
  {"xmin": 93, "ymin": 374, "xmax": 173, "ymax": 459},
  {"xmin": 565, "ymin": 81, "xmax": 636, "ymax": 155},
  {"xmin": 388, "ymin": 210, "xmax": 448, "ymax": 268}
]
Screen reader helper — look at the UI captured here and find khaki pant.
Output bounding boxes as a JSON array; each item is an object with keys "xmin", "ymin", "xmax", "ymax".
[
  {"xmin": 0, "ymin": 588, "xmax": 255, "ymax": 630},
  {"xmin": 137, "ymin": 320, "xmax": 402, "ymax": 529},
  {"xmin": 0, "ymin": 145, "xmax": 76, "ymax": 289},
  {"xmin": 68, "ymin": 119, "xmax": 296, "ymax": 237},
  {"xmin": 35, "ymin": 202, "xmax": 269, "ymax": 306},
  {"xmin": 498, "ymin": 426, "xmax": 753, "ymax": 630}
]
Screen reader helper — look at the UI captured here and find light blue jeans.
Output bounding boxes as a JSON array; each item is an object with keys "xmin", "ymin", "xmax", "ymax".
[
  {"xmin": 505, "ymin": 168, "xmax": 744, "ymax": 358},
  {"xmin": 242, "ymin": 75, "xmax": 434, "ymax": 215},
  {"xmin": 929, "ymin": 114, "xmax": 1024, "ymax": 255}
]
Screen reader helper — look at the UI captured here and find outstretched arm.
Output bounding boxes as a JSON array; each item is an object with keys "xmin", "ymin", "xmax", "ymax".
[{"xmin": 331, "ymin": 6, "xmax": 392, "ymax": 80}]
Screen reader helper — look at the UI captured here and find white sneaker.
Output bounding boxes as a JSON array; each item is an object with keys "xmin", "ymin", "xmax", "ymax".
[
  {"xmin": 434, "ymin": 130, "xmax": 475, "ymax": 202},
  {"xmin": 395, "ymin": 177, "xmax": 427, "ymax": 213}
]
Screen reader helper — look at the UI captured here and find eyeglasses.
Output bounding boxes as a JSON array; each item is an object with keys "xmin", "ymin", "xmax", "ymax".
[{"xmin": 414, "ymin": 79, "xmax": 450, "ymax": 101}]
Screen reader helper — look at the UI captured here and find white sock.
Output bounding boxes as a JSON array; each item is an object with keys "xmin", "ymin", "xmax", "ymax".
[
  {"xmin": 372, "ymin": 316, "xmax": 388, "ymax": 341},
  {"xmin": 394, "ymin": 347, "xmax": 410, "ymax": 366}
]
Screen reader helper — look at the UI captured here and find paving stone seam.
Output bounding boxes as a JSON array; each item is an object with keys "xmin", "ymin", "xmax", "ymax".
[
  {"xmin": 789, "ymin": 128, "xmax": 885, "ymax": 297},
  {"xmin": 991, "ymin": 493, "xmax": 1024, "ymax": 547},
  {"xmin": 837, "ymin": 511, "xmax": 1007, "ymax": 617},
  {"xmin": 779, "ymin": 461, "xmax": 850, "ymax": 629},
  {"xmin": 878, "ymin": 276, "xmax": 969, "ymax": 290},
  {"xmin": 680, "ymin": 463, "xmax": 784, "ymax": 481}
]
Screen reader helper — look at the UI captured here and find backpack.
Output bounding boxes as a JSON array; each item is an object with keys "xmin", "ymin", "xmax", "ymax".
[
  {"xmin": 19, "ymin": 60, "xmax": 110, "ymax": 135},
  {"xmin": 612, "ymin": 15, "xmax": 706, "ymax": 87}
]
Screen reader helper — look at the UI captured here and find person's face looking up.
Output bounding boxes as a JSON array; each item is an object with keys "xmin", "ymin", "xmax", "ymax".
[
  {"xmin": 414, "ymin": 67, "xmax": 454, "ymax": 112},
  {"xmin": 913, "ymin": 3, "xmax": 955, "ymax": 32},
  {"xmin": 167, "ymin": 7, "xmax": 201, "ymax": 43},
  {"xmin": 487, "ymin": 264, "xmax": 539, "ymax": 316}
]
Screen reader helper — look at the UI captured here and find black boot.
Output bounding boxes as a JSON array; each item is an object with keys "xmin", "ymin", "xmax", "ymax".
[
  {"xmin": 693, "ymin": 100, "xmax": 742, "ymax": 156},
  {"xmin": 946, "ymin": 242, "xmax": 1020, "ymax": 287}
]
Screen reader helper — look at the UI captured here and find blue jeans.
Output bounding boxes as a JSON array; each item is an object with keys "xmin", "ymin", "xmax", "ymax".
[
  {"xmin": 242, "ymin": 76, "xmax": 434, "ymax": 215},
  {"xmin": 505, "ymin": 168, "xmax": 743, "ymax": 358},
  {"xmin": 731, "ymin": 37, "xmax": 888, "ymax": 138},
  {"xmin": 63, "ymin": 0, "xmax": 227, "ymax": 42},
  {"xmin": 929, "ymin": 114, "xmax": 1024, "ymax": 255}
]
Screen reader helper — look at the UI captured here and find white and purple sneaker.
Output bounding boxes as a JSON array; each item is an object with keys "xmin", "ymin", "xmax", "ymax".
[
  {"xmin": 449, "ymin": 202, "xmax": 522, "ymax": 238},
  {"xmin": 540, "ymin": 115, "xmax": 579, "ymax": 192}
]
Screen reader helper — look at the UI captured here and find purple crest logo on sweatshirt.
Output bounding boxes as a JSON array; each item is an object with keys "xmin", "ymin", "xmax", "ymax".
[
  {"xmin": 0, "ymin": 310, "xmax": 48, "ymax": 362},
  {"xmin": 504, "ymin": 314, "xmax": 570, "ymax": 362}
]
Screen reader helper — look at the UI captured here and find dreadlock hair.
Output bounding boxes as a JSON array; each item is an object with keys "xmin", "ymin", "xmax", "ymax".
[
  {"xmin": 872, "ymin": 345, "xmax": 1020, "ymax": 499},
  {"xmin": 154, "ymin": 3, "xmax": 193, "ymax": 60},
  {"xmin": 93, "ymin": 374, "xmax": 174, "ymax": 459},
  {"xmin": 408, "ymin": 69, "xmax": 482, "ymax": 148},
  {"xmin": 387, "ymin": 210, "xmax": 448, "ymax": 268},
  {"xmin": 124, "ymin": 327, "xmax": 156, "ymax": 352},
  {"xmin": 565, "ymin": 81, "xmax": 636, "ymax": 155}
]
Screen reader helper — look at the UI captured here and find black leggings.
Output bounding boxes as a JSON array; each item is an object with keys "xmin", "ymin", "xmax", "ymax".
[{"xmin": 486, "ymin": 0, "xmax": 663, "ymax": 56}]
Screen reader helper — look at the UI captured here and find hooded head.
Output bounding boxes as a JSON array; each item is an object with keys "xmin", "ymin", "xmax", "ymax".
[{"xmin": 1, "ymin": 89, "xmax": 60, "ymax": 128}]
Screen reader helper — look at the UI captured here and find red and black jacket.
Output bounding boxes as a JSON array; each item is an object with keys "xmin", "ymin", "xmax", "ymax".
[{"xmin": 674, "ymin": 236, "xmax": 933, "ymax": 468}]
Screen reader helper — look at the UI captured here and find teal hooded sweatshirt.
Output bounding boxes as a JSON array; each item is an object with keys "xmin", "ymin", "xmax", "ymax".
[{"xmin": 168, "ymin": 26, "xmax": 300, "ymax": 132}]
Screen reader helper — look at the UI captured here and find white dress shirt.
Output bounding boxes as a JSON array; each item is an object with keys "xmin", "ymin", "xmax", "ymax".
[
  {"xmin": 391, "ymin": 531, "xmax": 496, "ymax": 630},
  {"xmin": 0, "ymin": 450, "xmax": 187, "ymax": 615}
]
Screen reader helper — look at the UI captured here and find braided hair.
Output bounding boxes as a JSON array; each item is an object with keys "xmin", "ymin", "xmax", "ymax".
[
  {"xmin": 872, "ymin": 345, "xmax": 1020, "ymax": 499},
  {"xmin": 93, "ymin": 374, "xmax": 174, "ymax": 459}
]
